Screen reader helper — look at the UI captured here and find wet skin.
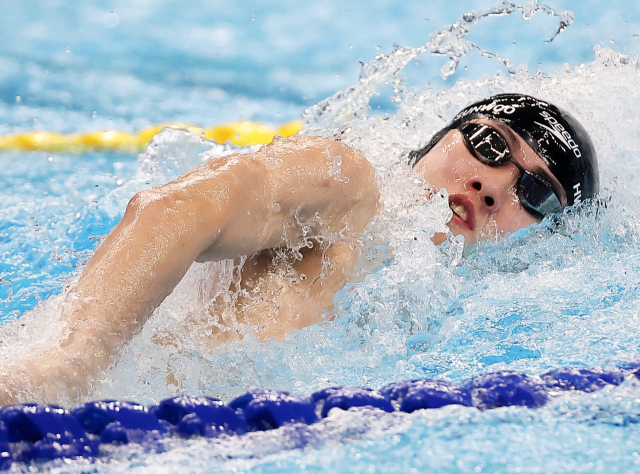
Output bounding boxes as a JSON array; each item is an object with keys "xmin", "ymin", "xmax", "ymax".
[{"xmin": 413, "ymin": 119, "xmax": 566, "ymax": 244}]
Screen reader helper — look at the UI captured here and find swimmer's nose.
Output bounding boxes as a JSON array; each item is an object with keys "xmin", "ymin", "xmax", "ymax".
[
  {"xmin": 469, "ymin": 179, "xmax": 501, "ymax": 214},
  {"xmin": 467, "ymin": 159, "xmax": 521, "ymax": 214}
]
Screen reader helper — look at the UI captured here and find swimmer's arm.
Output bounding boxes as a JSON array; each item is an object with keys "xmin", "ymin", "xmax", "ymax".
[
  {"xmin": 1, "ymin": 135, "xmax": 378, "ymax": 403},
  {"xmin": 74, "ymin": 134, "xmax": 378, "ymax": 360}
]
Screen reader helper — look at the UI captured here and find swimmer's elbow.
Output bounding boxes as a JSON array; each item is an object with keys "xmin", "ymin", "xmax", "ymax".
[
  {"xmin": 124, "ymin": 189, "xmax": 189, "ymax": 224},
  {"xmin": 126, "ymin": 189, "xmax": 164, "ymax": 214}
]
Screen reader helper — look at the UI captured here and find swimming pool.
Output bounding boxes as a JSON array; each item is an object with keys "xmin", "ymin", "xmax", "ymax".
[{"xmin": 3, "ymin": 0, "xmax": 640, "ymax": 472}]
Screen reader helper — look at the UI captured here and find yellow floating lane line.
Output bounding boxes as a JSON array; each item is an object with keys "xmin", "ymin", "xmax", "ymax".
[{"xmin": 0, "ymin": 120, "xmax": 302, "ymax": 153}]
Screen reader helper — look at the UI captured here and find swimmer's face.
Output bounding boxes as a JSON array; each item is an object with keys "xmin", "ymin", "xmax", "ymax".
[{"xmin": 413, "ymin": 119, "xmax": 566, "ymax": 244}]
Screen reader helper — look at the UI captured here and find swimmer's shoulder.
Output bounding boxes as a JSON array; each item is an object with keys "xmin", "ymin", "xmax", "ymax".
[
  {"xmin": 262, "ymin": 133, "xmax": 360, "ymax": 156},
  {"xmin": 256, "ymin": 134, "xmax": 374, "ymax": 180}
]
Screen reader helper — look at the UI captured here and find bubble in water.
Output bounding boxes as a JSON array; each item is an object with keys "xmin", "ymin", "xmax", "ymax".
[
  {"xmin": 462, "ymin": 12, "xmax": 476, "ymax": 22},
  {"xmin": 103, "ymin": 11, "xmax": 120, "ymax": 28}
]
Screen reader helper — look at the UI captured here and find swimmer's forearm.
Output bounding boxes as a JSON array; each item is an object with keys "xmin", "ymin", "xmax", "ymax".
[{"xmin": 58, "ymin": 187, "xmax": 230, "ymax": 371}]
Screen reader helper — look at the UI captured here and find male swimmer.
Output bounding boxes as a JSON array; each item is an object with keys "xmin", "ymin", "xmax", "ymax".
[{"xmin": 0, "ymin": 93, "xmax": 598, "ymax": 405}]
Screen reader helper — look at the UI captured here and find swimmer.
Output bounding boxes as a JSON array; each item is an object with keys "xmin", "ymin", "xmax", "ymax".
[{"xmin": 0, "ymin": 93, "xmax": 599, "ymax": 405}]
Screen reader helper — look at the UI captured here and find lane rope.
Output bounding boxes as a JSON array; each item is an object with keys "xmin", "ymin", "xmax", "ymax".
[
  {"xmin": 0, "ymin": 120, "xmax": 302, "ymax": 153},
  {"xmin": 0, "ymin": 365, "xmax": 635, "ymax": 467}
]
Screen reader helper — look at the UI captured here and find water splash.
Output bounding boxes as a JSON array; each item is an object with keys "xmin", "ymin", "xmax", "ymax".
[{"xmin": 302, "ymin": 0, "xmax": 574, "ymax": 128}]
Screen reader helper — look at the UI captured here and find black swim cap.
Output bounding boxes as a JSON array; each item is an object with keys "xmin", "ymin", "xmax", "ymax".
[{"xmin": 409, "ymin": 94, "xmax": 599, "ymax": 207}]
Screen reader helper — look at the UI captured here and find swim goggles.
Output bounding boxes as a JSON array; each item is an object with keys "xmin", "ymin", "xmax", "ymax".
[{"xmin": 458, "ymin": 122, "xmax": 563, "ymax": 218}]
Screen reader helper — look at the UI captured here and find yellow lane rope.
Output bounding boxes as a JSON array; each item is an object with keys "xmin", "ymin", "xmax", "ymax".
[{"xmin": 0, "ymin": 120, "xmax": 303, "ymax": 153}]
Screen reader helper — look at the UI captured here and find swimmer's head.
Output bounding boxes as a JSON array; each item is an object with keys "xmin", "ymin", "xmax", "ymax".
[{"xmin": 409, "ymin": 93, "xmax": 599, "ymax": 243}]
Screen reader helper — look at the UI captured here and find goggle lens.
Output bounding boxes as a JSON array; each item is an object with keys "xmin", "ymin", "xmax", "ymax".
[
  {"xmin": 460, "ymin": 122, "xmax": 511, "ymax": 165},
  {"xmin": 518, "ymin": 172, "xmax": 563, "ymax": 217}
]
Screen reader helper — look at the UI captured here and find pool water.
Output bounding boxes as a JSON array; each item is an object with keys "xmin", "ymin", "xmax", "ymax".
[{"xmin": 3, "ymin": 1, "xmax": 640, "ymax": 472}]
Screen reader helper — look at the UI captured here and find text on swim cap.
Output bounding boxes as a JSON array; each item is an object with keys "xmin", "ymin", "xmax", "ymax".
[
  {"xmin": 537, "ymin": 111, "xmax": 582, "ymax": 158},
  {"xmin": 573, "ymin": 183, "xmax": 582, "ymax": 204},
  {"xmin": 455, "ymin": 102, "xmax": 517, "ymax": 120}
]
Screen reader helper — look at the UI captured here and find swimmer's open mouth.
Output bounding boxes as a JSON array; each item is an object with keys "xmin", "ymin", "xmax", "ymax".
[{"xmin": 449, "ymin": 195, "xmax": 475, "ymax": 231}]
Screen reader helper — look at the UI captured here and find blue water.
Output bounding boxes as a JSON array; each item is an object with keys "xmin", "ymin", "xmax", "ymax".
[{"xmin": 3, "ymin": 1, "xmax": 640, "ymax": 472}]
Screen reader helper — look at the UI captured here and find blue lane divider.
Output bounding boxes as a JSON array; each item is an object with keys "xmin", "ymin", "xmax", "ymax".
[
  {"xmin": 311, "ymin": 386, "xmax": 394, "ymax": 418},
  {"xmin": 71, "ymin": 400, "xmax": 171, "ymax": 444},
  {"xmin": 541, "ymin": 367, "xmax": 624, "ymax": 392},
  {"xmin": 0, "ymin": 404, "xmax": 98, "ymax": 463},
  {"xmin": 466, "ymin": 372, "xmax": 549, "ymax": 409},
  {"xmin": 381, "ymin": 379, "xmax": 472, "ymax": 412},
  {"xmin": 0, "ymin": 365, "xmax": 634, "ymax": 468},
  {"xmin": 153, "ymin": 395, "xmax": 245, "ymax": 437},
  {"xmin": 229, "ymin": 390, "xmax": 317, "ymax": 431}
]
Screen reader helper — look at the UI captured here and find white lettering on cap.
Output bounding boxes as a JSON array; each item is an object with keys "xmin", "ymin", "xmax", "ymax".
[
  {"xmin": 454, "ymin": 100, "xmax": 518, "ymax": 120},
  {"xmin": 573, "ymin": 183, "xmax": 582, "ymax": 203},
  {"xmin": 536, "ymin": 111, "xmax": 582, "ymax": 158}
]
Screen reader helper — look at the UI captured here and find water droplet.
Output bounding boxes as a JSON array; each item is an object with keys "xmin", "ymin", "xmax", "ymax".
[
  {"xmin": 116, "ymin": 179, "xmax": 123, "ymax": 185},
  {"xmin": 271, "ymin": 202, "xmax": 281, "ymax": 212},
  {"xmin": 299, "ymin": 273, "xmax": 308, "ymax": 281},
  {"xmin": 103, "ymin": 11, "xmax": 120, "ymax": 28}
]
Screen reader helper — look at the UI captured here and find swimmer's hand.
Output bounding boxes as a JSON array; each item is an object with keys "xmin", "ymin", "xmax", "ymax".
[{"xmin": 0, "ymin": 135, "xmax": 379, "ymax": 405}]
